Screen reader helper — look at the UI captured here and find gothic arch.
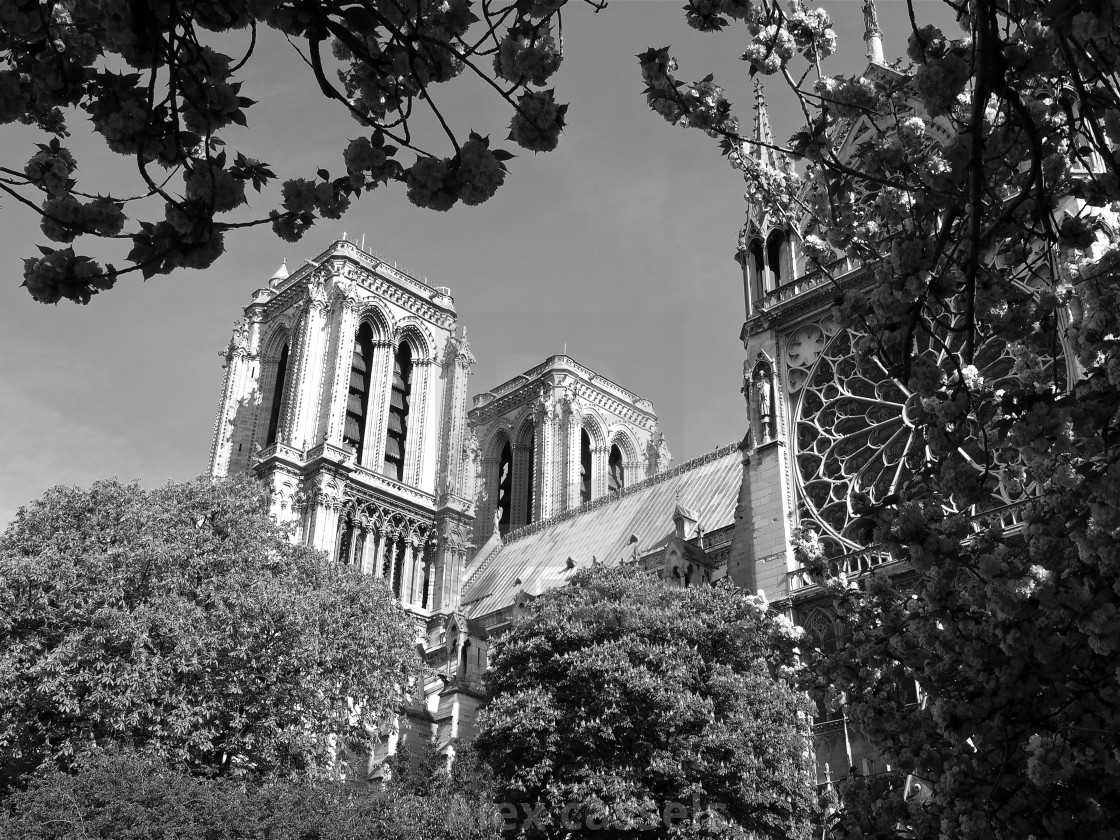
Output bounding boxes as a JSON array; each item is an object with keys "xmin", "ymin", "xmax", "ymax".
[
  {"xmin": 607, "ymin": 427, "xmax": 640, "ymax": 464},
  {"xmin": 395, "ymin": 318, "xmax": 435, "ymax": 363},
  {"xmin": 356, "ymin": 302, "xmax": 394, "ymax": 341},
  {"xmin": 579, "ymin": 409, "xmax": 608, "ymax": 448},
  {"xmin": 514, "ymin": 413, "xmax": 536, "ymax": 447},
  {"xmin": 802, "ymin": 608, "xmax": 839, "ymax": 650},
  {"xmin": 261, "ymin": 323, "xmax": 291, "ymax": 362},
  {"xmin": 259, "ymin": 324, "xmax": 293, "ymax": 449},
  {"xmin": 482, "ymin": 422, "xmax": 515, "ymax": 462}
]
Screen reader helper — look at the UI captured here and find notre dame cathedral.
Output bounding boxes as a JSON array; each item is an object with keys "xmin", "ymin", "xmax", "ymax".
[{"xmin": 205, "ymin": 5, "xmax": 1071, "ymax": 784}]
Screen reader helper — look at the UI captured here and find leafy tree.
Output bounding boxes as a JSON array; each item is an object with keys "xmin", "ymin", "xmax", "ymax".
[
  {"xmin": 474, "ymin": 564, "xmax": 815, "ymax": 839},
  {"xmin": 387, "ymin": 737, "xmax": 449, "ymax": 795},
  {"xmin": 641, "ymin": 1, "xmax": 1120, "ymax": 838},
  {"xmin": 0, "ymin": 475, "xmax": 422, "ymax": 791},
  {"xmin": 1, "ymin": 0, "xmax": 588, "ymax": 305},
  {"xmin": 0, "ymin": 749, "xmax": 503, "ymax": 840}
]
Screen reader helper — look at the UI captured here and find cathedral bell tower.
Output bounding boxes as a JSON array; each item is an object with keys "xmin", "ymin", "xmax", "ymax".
[
  {"xmin": 208, "ymin": 239, "xmax": 477, "ymax": 618},
  {"xmin": 727, "ymin": 81, "xmax": 800, "ymax": 599}
]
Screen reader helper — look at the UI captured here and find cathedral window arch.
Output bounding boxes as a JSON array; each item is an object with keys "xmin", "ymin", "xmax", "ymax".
[
  {"xmin": 497, "ymin": 438, "xmax": 513, "ymax": 536},
  {"xmin": 580, "ymin": 429, "xmax": 592, "ymax": 504},
  {"xmin": 344, "ymin": 323, "xmax": 375, "ymax": 462},
  {"xmin": 383, "ymin": 340, "xmax": 414, "ymax": 481},
  {"xmin": 608, "ymin": 444, "xmax": 625, "ymax": 495},
  {"xmin": 766, "ymin": 229, "xmax": 786, "ymax": 291},
  {"xmin": 265, "ymin": 342, "xmax": 290, "ymax": 447},
  {"xmin": 748, "ymin": 237, "xmax": 765, "ymax": 308}
]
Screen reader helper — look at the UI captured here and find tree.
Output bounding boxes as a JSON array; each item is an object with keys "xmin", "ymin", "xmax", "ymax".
[
  {"xmin": 0, "ymin": 475, "xmax": 422, "ymax": 791},
  {"xmin": 1, "ymin": 0, "xmax": 589, "ymax": 305},
  {"xmin": 0, "ymin": 749, "xmax": 503, "ymax": 840},
  {"xmin": 641, "ymin": 1, "xmax": 1120, "ymax": 838},
  {"xmin": 474, "ymin": 564, "xmax": 815, "ymax": 839}
]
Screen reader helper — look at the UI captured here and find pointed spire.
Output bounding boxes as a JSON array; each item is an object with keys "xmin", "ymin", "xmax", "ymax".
[
  {"xmin": 268, "ymin": 258, "xmax": 289, "ymax": 288},
  {"xmin": 751, "ymin": 79, "xmax": 775, "ymax": 166},
  {"xmin": 863, "ymin": 0, "xmax": 884, "ymax": 63}
]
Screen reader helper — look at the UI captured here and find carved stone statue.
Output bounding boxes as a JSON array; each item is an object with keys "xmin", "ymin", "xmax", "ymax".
[{"xmin": 754, "ymin": 363, "xmax": 774, "ymax": 443}]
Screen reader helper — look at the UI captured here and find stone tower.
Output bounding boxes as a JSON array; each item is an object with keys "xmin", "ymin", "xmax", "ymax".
[
  {"xmin": 208, "ymin": 238, "xmax": 477, "ymax": 618},
  {"xmin": 467, "ymin": 355, "xmax": 670, "ymax": 549}
]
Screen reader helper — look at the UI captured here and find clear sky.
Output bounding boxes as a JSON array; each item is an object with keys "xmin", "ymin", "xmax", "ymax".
[{"xmin": 0, "ymin": 1, "xmax": 952, "ymax": 526}]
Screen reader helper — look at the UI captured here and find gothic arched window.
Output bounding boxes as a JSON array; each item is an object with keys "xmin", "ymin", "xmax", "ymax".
[
  {"xmin": 344, "ymin": 324, "xmax": 374, "ymax": 461},
  {"xmin": 608, "ymin": 444, "xmax": 624, "ymax": 495},
  {"xmin": 497, "ymin": 440, "xmax": 512, "ymax": 535},
  {"xmin": 766, "ymin": 230, "xmax": 786, "ymax": 290},
  {"xmin": 580, "ymin": 429, "xmax": 592, "ymax": 504},
  {"xmin": 265, "ymin": 343, "xmax": 289, "ymax": 446},
  {"xmin": 749, "ymin": 238, "xmax": 765, "ymax": 305},
  {"xmin": 383, "ymin": 341, "xmax": 413, "ymax": 481}
]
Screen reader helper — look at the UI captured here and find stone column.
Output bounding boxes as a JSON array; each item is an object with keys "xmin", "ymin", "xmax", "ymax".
[
  {"xmin": 563, "ymin": 409, "xmax": 581, "ymax": 511},
  {"xmin": 533, "ymin": 404, "xmax": 556, "ymax": 521},
  {"xmin": 361, "ymin": 338, "xmax": 393, "ymax": 470},
  {"xmin": 325, "ymin": 297, "xmax": 361, "ymax": 447},
  {"xmin": 385, "ymin": 533, "xmax": 400, "ymax": 594},
  {"xmin": 436, "ymin": 332, "xmax": 475, "ymax": 504},
  {"xmin": 424, "ymin": 547, "xmax": 436, "ymax": 609},
  {"xmin": 209, "ymin": 329, "xmax": 254, "ymax": 477},
  {"xmin": 288, "ymin": 288, "xmax": 330, "ymax": 450},
  {"xmin": 406, "ymin": 359, "xmax": 434, "ymax": 488},
  {"xmin": 402, "ymin": 537, "xmax": 417, "ymax": 604},
  {"xmin": 592, "ymin": 445, "xmax": 609, "ymax": 500},
  {"xmin": 510, "ymin": 443, "xmax": 533, "ymax": 528},
  {"xmin": 475, "ymin": 456, "xmax": 499, "ymax": 546}
]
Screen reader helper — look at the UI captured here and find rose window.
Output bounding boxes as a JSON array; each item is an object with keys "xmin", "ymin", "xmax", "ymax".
[{"xmin": 792, "ymin": 314, "xmax": 1061, "ymax": 548}]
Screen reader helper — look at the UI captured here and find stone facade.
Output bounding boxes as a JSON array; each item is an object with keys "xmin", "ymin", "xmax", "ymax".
[{"xmin": 206, "ymin": 12, "xmax": 1100, "ymax": 786}]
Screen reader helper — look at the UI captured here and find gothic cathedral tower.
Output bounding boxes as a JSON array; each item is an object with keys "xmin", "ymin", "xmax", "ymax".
[
  {"xmin": 727, "ymin": 79, "xmax": 802, "ymax": 600},
  {"xmin": 208, "ymin": 239, "xmax": 478, "ymax": 619}
]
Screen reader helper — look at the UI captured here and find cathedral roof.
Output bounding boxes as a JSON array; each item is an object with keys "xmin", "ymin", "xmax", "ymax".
[{"xmin": 458, "ymin": 442, "xmax": 744, "ymax": 619}]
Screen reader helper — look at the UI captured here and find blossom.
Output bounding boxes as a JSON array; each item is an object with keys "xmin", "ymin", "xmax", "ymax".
[
  {"xmin": 405, "ymin": 156, "xmax": 457, "ymax": 211},
  {"xmin": 456, "ymin": 137, "xmax": 506, "ymax": 206},
  {"xmin": 742, "ymin": 26, "xmax": 795, "ymax": 75},
  {"xmin": 494, "ymin": 27, "xmax": 562, "ymax": 85},
  {"xmin": 509, "ymin": 90, "xmax": 566, "ymax": 153}
]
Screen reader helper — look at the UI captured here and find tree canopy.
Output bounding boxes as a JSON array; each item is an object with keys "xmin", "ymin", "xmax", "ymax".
[
  {"xmin": 1, "ymin": 0, "xmax": 589, "ymax": 305},
  {"xmin": 474, "ymin": 564, "xmax": 815, "ymax": 840},
  {"xmin": 639, "ymin": 1, "xmax": 1120, "ymax": 838},
  {"xmin": 0, "ymin": 475, "xmax": 422, "ymax": 791}
]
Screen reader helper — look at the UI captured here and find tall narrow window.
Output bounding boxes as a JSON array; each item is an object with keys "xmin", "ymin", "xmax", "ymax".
[
  {"xmin": 265, "ymin": 343, "xmax": 289, "ymax": 446},
  {"xmin": 497, "ymin": 441, "xmax": 512, "ymax": 535},
  {"xmin": 580, "ymin": 429, "xmax": 592, "ymax": 504},
  {"xmin": 343, "ymin": 324, "xmax": 374, "ymax": 461},
  {"xmin": 383, "ymin": 342, "xmax": 413, "ymax": 481},
  {"xmin": 749, "ymin": 239, "xmax": 765, "ymax": 305},
  {"xmin": 608, "ymin": 444, "xmax": 624, "ymax": 495},
  {"xmin": 766, "ymin": 230, "xmax": 785, "ymax": 290},
  {"xmin": 524, "ymin": 433, "xmax": 535, "ymax": 525}
]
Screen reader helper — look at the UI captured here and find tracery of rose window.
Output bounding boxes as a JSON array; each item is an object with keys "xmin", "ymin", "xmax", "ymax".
[{"xmin": 790, "ymin": 309, "xmax": 1063, "ymax": 549}]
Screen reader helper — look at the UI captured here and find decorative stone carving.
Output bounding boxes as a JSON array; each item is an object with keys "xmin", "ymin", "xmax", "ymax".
[
  {"xmin": 793, "ymin": 316, "xmax": 1055, "ymax": 549},
  {"xmin": 752, "ymin": 357, "xmax": 775, "ymax": 444}
]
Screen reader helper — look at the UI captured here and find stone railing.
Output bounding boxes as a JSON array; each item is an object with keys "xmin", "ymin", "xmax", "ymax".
[
  {"xmin": 787, "ymin": 546, "xmax": 895, "ymax": 592},
  {"xmin": 787, "ymin": 498, "xmax": 1036, "ymax": 592}
]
